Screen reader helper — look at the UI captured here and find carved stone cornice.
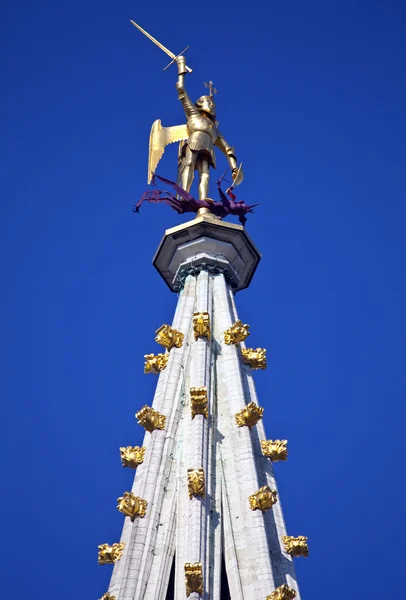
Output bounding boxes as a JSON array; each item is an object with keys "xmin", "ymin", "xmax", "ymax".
[
  {"xmin": 184, "ymin": 562, "xmax": 203, "ymax": 596},
  {"xmin": 155, "ymin": 324, "xmax": 184, "ymax": 351},
  {"xmin": 144, "ymin": 352, "xmax": 169, "ymax": 374},
  {"xmin": 224, "ymin": 320, "xmax": 250, "ymax": 345},
  {"xmin": 235, "ymin": 401, "xmax": 264, "ymax": 429},
  {"xmin": 193, "ymin": 312, "xmax": 210, "ymax": 340},
  {"xmin": 190, "ymin": 387, "xmax": 209, "ymax": 418},
  {"xmin": 260, "ymin": 439, "xmax": 288, "ymax": 462},
  {"xmin": 136, "ymin": 406, "xmax": 166, "ymax": 432},
  {"xmin": 249, "ymin": 486, "xmax": 278, "ymax": 512},
  {"xmin": 187, "ymin": 468, "xmax": 205, "ymax": 499},
  {"xmin": 119, "ymin": 445, "xmax": 146, "ymax": 468},
  {"xmin": 266, "ymin": 584, "xmax": 297, "ymax": 600},
  {"xmin": 282, "ymin": 535, "xmax": 309, "ymax": 558},
  {"xmin": 98, "ymin": 543, "xmax": 125, "ymax": 565},
  {"xmin": 117, "ymin": 491, "xmax": 148, "ymax": 521},
  {"xmin": 241, "ymin": 347, "xmax": 266, "ymax": 369}
]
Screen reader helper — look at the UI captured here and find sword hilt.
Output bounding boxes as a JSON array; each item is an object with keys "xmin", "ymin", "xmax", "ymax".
[{"xmin": 163, "ymin": 46, "xmax": 193, "ymax": 73}]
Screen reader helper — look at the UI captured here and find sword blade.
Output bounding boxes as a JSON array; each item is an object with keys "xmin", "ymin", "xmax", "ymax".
[{"xmin": 130, "ymin": 20, "xmax": 175, "ymax": 60}]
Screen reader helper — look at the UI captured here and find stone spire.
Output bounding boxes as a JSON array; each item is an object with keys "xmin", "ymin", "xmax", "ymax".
[{"xmin": 98, "ymin": 214, "xmax": 306, "ymax": 600}]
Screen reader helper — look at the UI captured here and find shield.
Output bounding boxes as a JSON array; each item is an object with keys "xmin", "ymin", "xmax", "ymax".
[
  {"xmin": 148, "ymin": 120, "xmax": 188, "ymax": 183},
  {"xmin": 232, "ymin": 162, "xmax": 244, "ymax": 187}
]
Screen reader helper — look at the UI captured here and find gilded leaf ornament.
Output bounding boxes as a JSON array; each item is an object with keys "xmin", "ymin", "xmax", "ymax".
[
  {"xmin": 260, "ymin": 439, "xmax": 288, "ymax": 462},
  {"xmin": 192, "ymin": 312, "xmax": 210, "ymax": 340},
  {"xmin": 235, "ymin": 401, "xmax": 264, "ymax": 429},
  {"xmin": 155, "ymin": 324, "xmax": 184, "ymax": 351},
  {"xmin": 224, "ymin": 320, "xmax": 250, "ymax": 345},
  {"xmin": 282, "ymin": 535, "xmax": 309, "ymax": 558},
  {"xmin": 144, "ymin": 352, "xmax": 169, "ymax": 374},
  {"xmin": 184, "ymin": 562, "xmax": 203, "ymax": 596},
  {"xmin": 266, "ymin": 584, "xmax": 297, "ymax": 600},
  {"xmin": 98, "ymin": 543, "xmax": 125, "ymax": 565},
  {"xmin": 117, "ymin": 491, "xmax": 148, "ymax": 521},
  {"xmin": 187, "ymin": 468, "xmax": 205, "ymax": 499},
  {"xmin": 190, "ymin": 387, "xmax": 209, "ymax": 418},
  {"xmin": 136, "ymin": 406, "xmax": 166, "ymax": 432},
  {"xmin": 119, "ymin": 445, "xmax": 146, "ymax": 468},
  {"xmin": 241, "ymin": 347, "xmax": 266, "ymax": 369},
  {"xmin": 249, "ymin": 486, "xmax": 278, "ymax": 512},
  {"xmin": 99, "ymin": 594, "xmax": 116, "ymax": 600}
]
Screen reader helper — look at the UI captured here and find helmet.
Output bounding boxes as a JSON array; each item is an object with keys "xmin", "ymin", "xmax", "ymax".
[{"xmin": 195, "ymin": 95, "xmax": 216, "ymax": 118}]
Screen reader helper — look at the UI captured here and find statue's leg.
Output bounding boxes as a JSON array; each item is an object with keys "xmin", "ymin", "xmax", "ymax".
[
  {"xmin": 180, "ymin": 146, "xmax": 197, "ymax": 193},
  {"xmin": 197, "ymin": 155, "xmax": 210, "ymax": 200}
]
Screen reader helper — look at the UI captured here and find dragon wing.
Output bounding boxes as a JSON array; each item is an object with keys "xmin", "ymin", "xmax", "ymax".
[{"xmin": 148, "ymin": 120, "xmax": 188, "ymax": 184}]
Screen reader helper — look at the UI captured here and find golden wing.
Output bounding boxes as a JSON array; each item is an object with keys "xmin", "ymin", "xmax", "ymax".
[{"xmin": 148, "ymin": 120, "xmax": 188, "ymax": 184}]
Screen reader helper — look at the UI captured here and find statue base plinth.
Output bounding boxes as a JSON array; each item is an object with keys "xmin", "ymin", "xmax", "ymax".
[{"xmin": 153, "ymin": 214, "xmax": 261, "ymax": 293}]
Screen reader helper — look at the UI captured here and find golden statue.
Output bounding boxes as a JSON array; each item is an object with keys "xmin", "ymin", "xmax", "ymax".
[{"xmin": 130, "ymin": 20, "xmax": 243, "ymax": 200}]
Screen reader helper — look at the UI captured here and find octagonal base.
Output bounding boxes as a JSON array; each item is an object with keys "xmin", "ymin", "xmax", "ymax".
[{"xmin": 153, "ymin": 214, "xmax": 261, "ymax": 293}]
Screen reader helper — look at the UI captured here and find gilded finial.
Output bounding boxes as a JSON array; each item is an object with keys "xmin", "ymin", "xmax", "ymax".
[
  {"xmin": 193, "ymin": 312, "xmax": 211, "ymax": 340},
  {"xmin": 282, "ymin": 536, "xmax": 309, "ymax": 558},
  {"xmin": 99, "ymin": 594, "xmax": 116, "ymax": 600},
  {"xmin": 241, "ymin": 347, "xmax": 267, "ymax": 369},
  {"xmin": 155, "ymin": 324, "xmax": 184, "ymax": 351},
  {"xmin": 190, "ymin": 387, "xmax": 209, "ymax": 418},
  {"xmin": 184, "ymin": 562, "xmax": 203, "ymax": 596},
  {"xmin": 260, "ymin": 440, "xmax": 288, "ymax": 462},
  {"xmin": 266, "ymin": 584, "xmax": 297, "ymax": 600},
  {"xmin": 136, "ymin": 406, "xmax": 166, "ymax": 432},
  {"xmin": 98, "ymin": 543, "xmax": 125, "ymax": 565},
  {"xmin": 224, "ymin": 320, "xmax": 250, "ymax": 345},
  {"xmin": 249, "ymin": 486, "xmax": 278, "ymax": 512},
  {"xmin": 235, "ymin": 401, "xmax": 264, "ymax": 429},
  {"xmin": 117, "ymin": 491, "xmax": 148, "ymax": 521},
  {"xmin": 187, "ymin": 468, "xmax": 205, "ymax": 499},
  {"xmin": 144, "ymin": 352, "xmax": 169, "ymax": 374}
]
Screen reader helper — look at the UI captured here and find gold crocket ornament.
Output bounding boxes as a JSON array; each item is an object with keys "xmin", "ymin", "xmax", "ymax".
[
  {"xmin": 282, "ymin": 536, "xmax": 309, "ymax": 558},
  {"xmin": 266, "ymin": 584, "xmax": 297, "ymax": 600},
  {"xmin": 155, "ymin": 324, "xmax": 184, "ymax": 351},
  {"xmin": 98, "ymin": 543, "xmax": 125, "ymax": 565},
  {"xmin": 119, "ymin": 445, "xmax": 146, "ymax": 468},
  {"xmin": 99, "ymin": 594, "xmax": 116, "ymax": 600},
  {"xmin": 184, "ymin": 562, "xmax": 204, "ymax": 596},
  {"xmin": 116, "ymin": 491, "xmax": 148, "ymax": 521}
]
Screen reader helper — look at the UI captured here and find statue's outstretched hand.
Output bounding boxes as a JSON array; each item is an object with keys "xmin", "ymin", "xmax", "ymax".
[{"xmin": 177, "ymin": 56, "xmax": 187, "ymax": 75}]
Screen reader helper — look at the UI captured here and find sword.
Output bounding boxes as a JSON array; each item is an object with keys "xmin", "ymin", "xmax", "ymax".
[{"xmin": 130, "ymin": 20, "xmax": 193, "ymax": 73}]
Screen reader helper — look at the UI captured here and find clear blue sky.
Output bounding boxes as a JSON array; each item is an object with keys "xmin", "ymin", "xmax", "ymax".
[{"xmin": 2, "ymin": 1, "xmax": 406, "ymax": 598}]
